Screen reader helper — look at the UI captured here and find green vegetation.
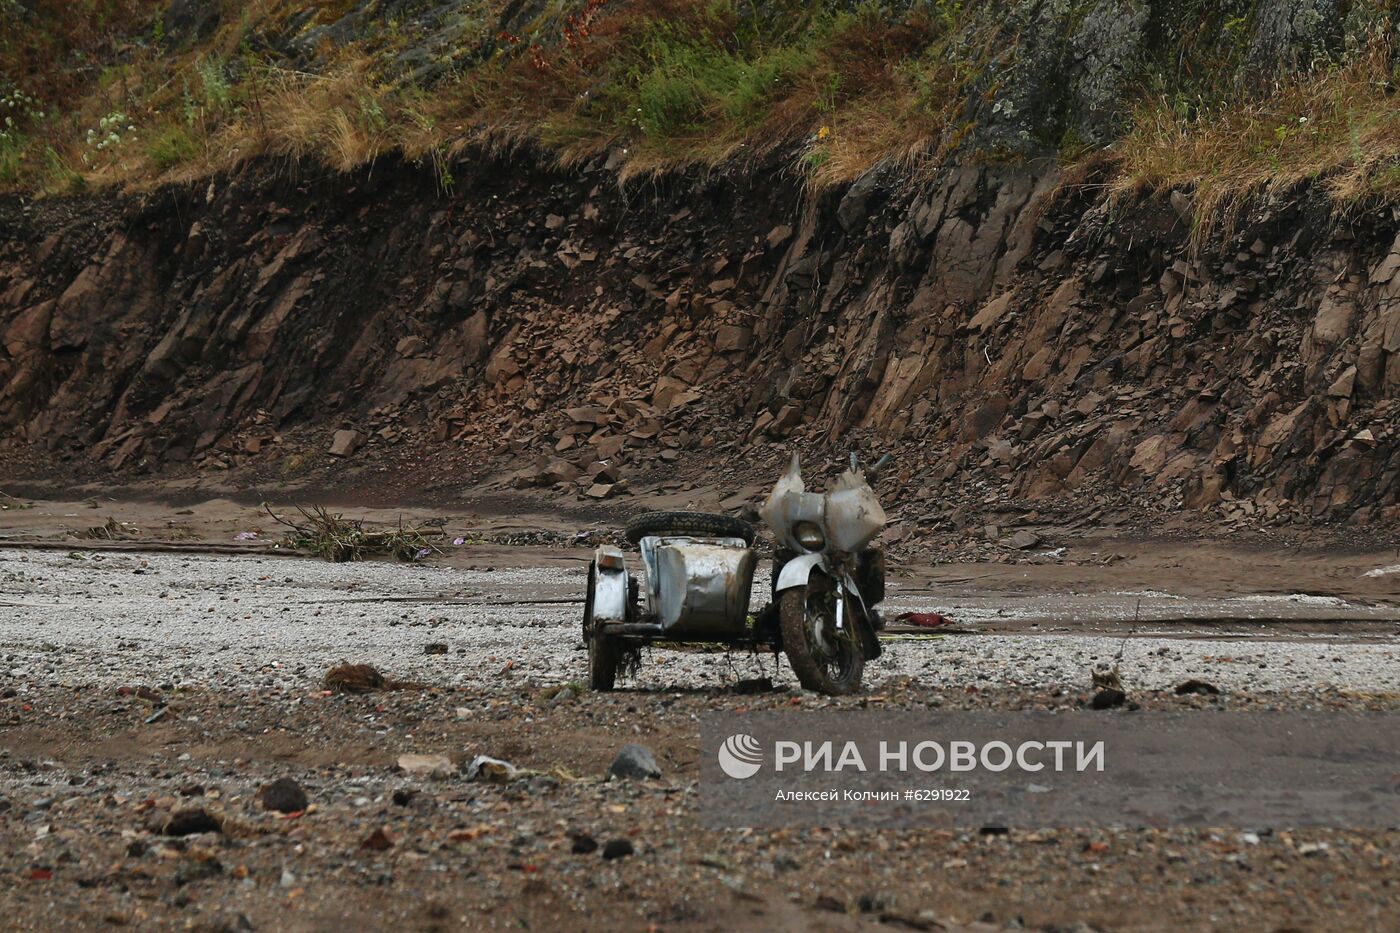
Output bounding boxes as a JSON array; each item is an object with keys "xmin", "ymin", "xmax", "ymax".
[
  {"xmin": 0, "ymin": 0, "xmax": 1397, "ymax": 223},
  {"xmin": 145, "ymin": 123, "xmax": 199, "ymax": 170}
]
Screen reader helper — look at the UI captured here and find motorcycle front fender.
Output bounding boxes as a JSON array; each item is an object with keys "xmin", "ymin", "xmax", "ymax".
[{"xmin": 774, "ymin": 552, "xmax": 826, "ymax": 592}]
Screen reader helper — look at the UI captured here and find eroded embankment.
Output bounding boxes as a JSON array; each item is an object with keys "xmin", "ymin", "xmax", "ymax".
[{"xmin": 0, "ymin": 152, "xmax": 1396, "ymax": 526}]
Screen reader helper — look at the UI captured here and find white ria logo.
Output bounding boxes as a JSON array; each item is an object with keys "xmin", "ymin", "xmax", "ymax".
[{"xmin": 717, "ymin": 734, "xmax": 763, "ymax": 779}]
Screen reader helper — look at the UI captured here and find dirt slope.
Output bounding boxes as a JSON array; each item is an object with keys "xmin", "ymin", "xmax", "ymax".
[{"xmin": 0, "ymin": 151, "xmax": 1397, "ymax": 532}]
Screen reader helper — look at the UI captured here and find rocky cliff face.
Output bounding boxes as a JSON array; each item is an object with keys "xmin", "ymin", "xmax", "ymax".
[{"xmin": 1, "ymin": 151, "xmax": 1397, "ymax": 530}]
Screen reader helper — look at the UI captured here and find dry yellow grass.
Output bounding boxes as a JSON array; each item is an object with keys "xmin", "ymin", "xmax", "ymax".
[{"xmin": 1113, "ymin": 35, "xmax": 1400, "ymax": 236}]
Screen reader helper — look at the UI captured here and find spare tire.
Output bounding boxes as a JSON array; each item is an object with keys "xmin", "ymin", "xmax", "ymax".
[{"xmin": 624, "ymin": 511, "xmax": 755, "ymax": 546}]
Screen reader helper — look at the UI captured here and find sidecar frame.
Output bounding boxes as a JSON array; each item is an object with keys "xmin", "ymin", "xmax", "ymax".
[{"xmin": 588, "ymin": 533, "xmax": 760, "ymax": 644}]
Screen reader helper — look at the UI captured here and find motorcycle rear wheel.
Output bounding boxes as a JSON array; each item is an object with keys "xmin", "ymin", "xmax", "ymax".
[{"xmin": 779, "ymin": 576, "xmax": 864, "ymax": 695}]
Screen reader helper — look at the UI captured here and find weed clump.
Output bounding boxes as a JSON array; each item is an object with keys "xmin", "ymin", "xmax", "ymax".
[{"xmin": 265, "ymin": 504, "xmax": 446, "ymax": 562}]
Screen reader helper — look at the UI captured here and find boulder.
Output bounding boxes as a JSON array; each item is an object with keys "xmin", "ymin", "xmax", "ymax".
[{"xmin": 328, "ymin": 429, "xmax": 363, "ymax": 457}]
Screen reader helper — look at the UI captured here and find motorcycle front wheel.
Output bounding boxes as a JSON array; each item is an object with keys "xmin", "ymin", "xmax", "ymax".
[{"xmin": 779, "ymin": 575, "xmax": 865, "ymax": 695}]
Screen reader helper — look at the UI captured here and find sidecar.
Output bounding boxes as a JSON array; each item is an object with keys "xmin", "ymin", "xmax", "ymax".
[{"xmin": 583, "ymin": 511, "xmax": 760, "ymax": 690}]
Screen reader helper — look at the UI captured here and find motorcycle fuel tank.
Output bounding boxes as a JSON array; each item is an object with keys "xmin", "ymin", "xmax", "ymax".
[{"xmin": 654, "ymin": 543, "xmax": 757, "ymax": 636}]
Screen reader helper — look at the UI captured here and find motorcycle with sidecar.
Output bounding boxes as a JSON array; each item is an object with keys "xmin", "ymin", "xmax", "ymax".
[{"xmin": 582, "ymin": 452, "xmax": 890, "ymax": 695}]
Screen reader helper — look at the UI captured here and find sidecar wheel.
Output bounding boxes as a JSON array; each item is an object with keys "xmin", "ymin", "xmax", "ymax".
[
  {"xmin": 588, "ymin": 627, "xmax": 620, "ymax": 691},
  {"xmin": 779, "ymin": 576, "xmax": 864, "ymax": 696}
]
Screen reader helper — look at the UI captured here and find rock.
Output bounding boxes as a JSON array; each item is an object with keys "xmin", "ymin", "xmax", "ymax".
[
  {"xmin": 515, "ymin": 456, "xmax": 579, "ymax": 487},
  {"xmin": 465, "ymin": 755, "xmax": 518, "ymax": 783},
  {"xmin": 766, "ymin": 225, "xmax": 793, "ymax": 249},
  {"xmin": 397, "ymin": 754, "xmax": 455, "ymax": 778},
  {"xmin": 328, "ymin": 429, "xmax": 364, "ymax": 457},
  {"xmin": 714, "ymin": 324, "xmax": 752, "ymax": 353},
  {"xmin": 117, "ymin": 685, "xmax": 163, "ymax": 703},
  {"xmin": 586, "ymin": 460, "xmax": 620, "ymax": 484},
  {"xmin": 423, "ymin": 642, "xmax": 448, "ymax": 655},
  {"xmin": 1175, "ymin": 679, "xmax": 1221, "ymax": 696},
  {"xmin": 969, "ymin": 293, "xmax": 1014, "ymax": 332},
  {"xmin": 323, "ymin": 663, "xmax": 386, "ymax": 693},
  {"xmin": 1090, "ymin": 688, "xmax": 1127, "ymax": 710},
  {"xmin": 565, "ymin": 405, "xmax": 605, "ymax": 424},
  {"xmin": 767, "ymin": 404, "xmax": 803, "ymax": 437},
  {"xmin": 1327, "ymin": 365, "xmax": 1357, "ymax": 398},
  {"xmin": 1169, "ymin": 189, "xmax": 1194, "ymax": 224},
  {"xmin": 592, "ymin": 435, "xmax": 625, "ymax": 459},
  {"xmin": 162, "ymin": 0, "xmax": 222, "ymax": 44},
  {"xmin": 160, "ymin": 808, "xmax": 222, "ymax": 836},
  {"xmin": 570, "ymin": 832, "xmax": 599, "ymax": 854},
  {"xmin": 1248, "ymin": 0, "xmax": 1344, "ymax": 79},
  {"xmin": 651, "ymin": 376, "xmax": 690, "ymax": 410},
  {"xmin": 601, "ymin": 838, "xmax": 635, "ymax": 860},
  {"xmin": 963, "ymin": 395, "xmax": 1009, "ymax": 440},
  {"xmin": 837, "ymin": 170, "xmax": 882, "ymax": 233},
  {"xmin": 174, "ymin": 857, "xmax": 223, "ymax": 886},
  {"xmin": 608, "ymin": 744, "xmax": 662, "ymax": 781},
  {"xmin": 585, "ymin": 483, "xmax": 618, "ymax": 500},
  {"xmin": 1007, "ymin": 530, "xmax": 1041, "ymax": 550},
  {"xmin": 256, "ymin": 778, "xmax": 308, "ymax": 814},
  {"xmin": 360, "ymin": 827, "xmax": 395, "ymax": 851}
]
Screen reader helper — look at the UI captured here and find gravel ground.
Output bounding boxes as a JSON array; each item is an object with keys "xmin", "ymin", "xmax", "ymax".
[
  {"xmin": 4, "ymin": 546, "xmax": 1400, "ymax": 931},
  {"xmin": 3, "ymin": 548, "xmax": 1398, "ymax": 695}
]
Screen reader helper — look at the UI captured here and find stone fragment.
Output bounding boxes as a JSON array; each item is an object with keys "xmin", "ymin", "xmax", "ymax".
[
  {"xmin": 256, "ymin": 778, "xmax": 309, "ymax": 814},
  {"xmin": 328, "ymin": 430, "xmax": 363, "ymax": 457},
  {"xmin": 608, "ymin": 744, "xmax": 662, "ymax": 780},
  {"xmin": 397, "ymin": 754, "xmax": 455, "ymax": 778}
]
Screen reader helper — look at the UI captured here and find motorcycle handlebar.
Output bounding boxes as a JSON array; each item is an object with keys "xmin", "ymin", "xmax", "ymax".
[{"xmin": 848, "ymin": 451, "xmax": 893, "ymax": 482}]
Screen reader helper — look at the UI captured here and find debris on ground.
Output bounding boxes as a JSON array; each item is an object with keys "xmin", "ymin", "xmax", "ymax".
[
  {"xmin": 1092, "ymin": 663, "xmax": 1124, "ymax": 692},
  {"xmin": 265, "ymin": 504, "xmax": 444, "ymax": 562},
  {"xmin": 465, "ymin": 755, "xmax": 518, "ymax": 783},
  {"xmin": 323, "ymin": 663, "xmax": 386, "ymax": 693},
  {"xmin": 75, "ymin": 517, "xmax": 140, "ymax": 540},
  {"xmin": 897, "ymin": 611, "xmax": 955, "ymax": 629}
]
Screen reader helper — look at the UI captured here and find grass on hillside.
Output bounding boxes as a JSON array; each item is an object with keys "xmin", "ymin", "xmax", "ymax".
[
  {"xmin": 1114, "ymin": 35, "xmax": 1400, "ymax": 233},
  {"xmin": 0, "ymin": 0, "xmax": 1398, "ymax": 231}
]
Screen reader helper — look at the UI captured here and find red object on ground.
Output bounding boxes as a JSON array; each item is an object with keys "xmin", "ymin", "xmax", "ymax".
[{"xmin": 895, "ymin": 611, "xmax": 954, "ymax": 628}]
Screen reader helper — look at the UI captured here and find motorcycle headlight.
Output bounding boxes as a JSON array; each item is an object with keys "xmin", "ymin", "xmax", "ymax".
[{"xmin": 793, "ymin": 521, "xmax": 826, "ymax": 551}]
